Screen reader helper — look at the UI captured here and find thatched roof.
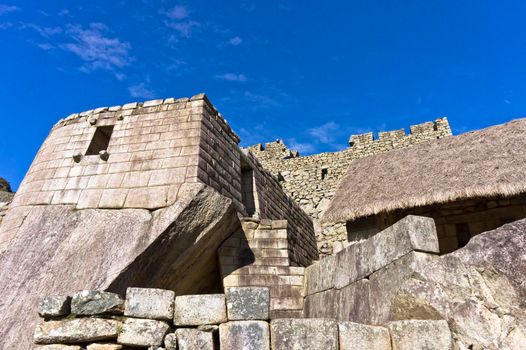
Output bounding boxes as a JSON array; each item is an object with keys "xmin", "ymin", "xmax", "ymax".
[{"xmin": 323, "ymin": 118, "xmax": 526, "ymax": 223}]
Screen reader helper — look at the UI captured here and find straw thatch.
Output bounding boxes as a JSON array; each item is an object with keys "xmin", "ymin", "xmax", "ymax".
[{"xmin": 323, "ymin": 118, "xmax": 526, "ymax": 223}]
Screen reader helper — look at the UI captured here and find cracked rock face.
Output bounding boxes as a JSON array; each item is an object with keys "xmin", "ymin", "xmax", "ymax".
[{"xmin": 390, "ymin": 219, "xmax": 526, "ymax": 350}]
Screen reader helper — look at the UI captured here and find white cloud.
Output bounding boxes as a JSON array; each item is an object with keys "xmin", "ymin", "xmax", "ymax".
[
  {"xmin": 20, "ymin": 22, "xmax": 62, "ymax": 38},
  {"xmin": 308, "ymin": 122, "xmax": 339, "ymax": 144},
  {"xmin": 58, "ymin": 9, "xmax": 71, "ymax": 17},
  {"xmin": 243, "ymin": 91, "xmax": 279, "ymax": 109},
  {"xmin": 129, "ymin": 82, "xmax": 156, "ymax": 99},
  {"xmin": 229, "ymin": 36, "xmax": 242, "ymax": 46},
  {"xmin": 216, "ymin": 73, "xmax": 247, "ymax": 82},
  {"xmin": 288, "ymin": 139, "xmax": 316, "ymax": 155},
  {"xmin": 166, "ymin": 5, "xmax": 189, "ymax": 20},
  {"xmin": 0, "ymin": 4, "xmax": 18, "ymax": 16},
  {"xmin": 0, "ymin": 21, "xmax": 12, "ymax": 30},
  {"xmin": 165, "ymin": 20, "xmax": 200, "ymax": 38},
  {"xmin": 61, "ymin": 23, "xmax": 133, "ymax": 73},
  {"xmin": 37, "ymin": 43, "xmax": 54, "ymax": 50}
]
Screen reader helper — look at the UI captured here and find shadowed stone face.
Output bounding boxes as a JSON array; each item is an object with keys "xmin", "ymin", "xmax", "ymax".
[{"xmin": 0, "ymin": 177, "xmax": 11, "ymax": 192}]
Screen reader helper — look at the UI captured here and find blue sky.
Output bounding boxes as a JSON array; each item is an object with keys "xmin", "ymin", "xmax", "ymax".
[{"xmin": 1, "ymin": 1, "xmax": 526, "ymax": 189}]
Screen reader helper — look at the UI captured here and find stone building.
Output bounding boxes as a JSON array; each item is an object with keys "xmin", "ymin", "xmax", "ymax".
[
  {"xmin": 324, "ymin": 118, "xmax": 526, "ymax": 253},
  {"xmin": 247, "ymin": 118, "xmax": 452, "ymax": 256},
  {"xmin": 0, "ymin": 177, "xmax": 14, "ymax": 225},
  {"xmin": 0, "ymin": 94, "xmax": 318, "ymax": 348},
  {"xmin": 0, "ymin": 93, "xmax": 525, "ymax": 349}
]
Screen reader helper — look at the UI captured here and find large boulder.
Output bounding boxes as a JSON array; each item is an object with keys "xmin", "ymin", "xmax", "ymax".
[
  {"xmin": 0, "ymin": 184, "xmax": 239, "ymax": 349},
  {"xmin": 391, "ymin": 219, "xmax": 526, "ymax": 349}
]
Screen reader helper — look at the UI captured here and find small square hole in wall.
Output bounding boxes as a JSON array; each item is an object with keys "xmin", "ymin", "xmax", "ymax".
[{"xmin": 86, "ymin": 126, "xmax": 114, "ymax": 155}]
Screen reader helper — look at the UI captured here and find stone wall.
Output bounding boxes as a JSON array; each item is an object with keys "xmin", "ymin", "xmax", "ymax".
[
  {"xmin": 247, "ymin": 118, "xmax": 452, "ymax": 256},
  {"xmin": 33, "ymin": 287, "xmax": 454, "ymax": 349},
  {"xmin": 303, "ymin": 215, "xmax": 440, "ymax": 325},
  {"xmin": 353, "ymin": 194, "xmax": 526, "ymax": 254},
  {"xmin": 219, "ymin": 218, "xmax": 306, "ymax": 319}
]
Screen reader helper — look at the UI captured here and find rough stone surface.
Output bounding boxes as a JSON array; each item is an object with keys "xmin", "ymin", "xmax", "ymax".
[
  {"xmin": 34, "ymin": 318, "xmax": 121, "ymax": 344},
  {"xmin": 303, "ymin": 288, "xmax": 340, "ymax": 319},
  {"xmin": 270, "ymin": 318, "xmax": 338, "ymax": 350},
  {"xmin": 387, "ymin": 320, "xmax": 452, "ymax": 350},
  {"xmin": 304, "ymin": 254, "xmax": 335, "ymax": 294},
  {"xmin": 226, "ymin": 287, "xmax": 270, "ymax": 320},
  {"xmin": 35, "ymin": 346, "xmax": 82, "ymax": 350},
  {"xmin": 176, "ymin": 328, "xmax": 215, "ymax": 350},
  {"xmin": 338, "ymin": 279, "xmax": 370, "ymax": 323},
  {"xmin": 338, "ymin": 322, "xmax": 391, "ymax": 350},
  {"xmin": 164, "ymin": 333, "xmax": 177, "ymax": 350},
  {"xmin": 124, "ymin": 287, "xmax": 174, "ymax": 320},
  {"xmin": 117, "ymin": 318, "xmax": 170, "ymax": 347},
  {"xmin": 86, "ymin": 344, "xmax": 123, "ymax": 350},
  {"xmin": 38, "ymin": 295, "xmax": 71, "ymax": 317},
  {"xmin": 368, "ymin": 251, "xmax": 437, "ymax": 325},
  {"xmin": 71, "ymin": 290, "xmax": 124, "ymax": 315},
  {"xmin": 220, "ymin": 321, "xmax": 270, "ymax": 350},
  {"xmin": 334, "ymin": 215, "xmax": 438, "ymax": 289},
  {"xmin": 174, "ymin": 294, "xmax": 227, "ymax": 325},
  {"xmin": 0, "ymin": 184, "xmax": 237, "ymax": 349},
  {"xmin": 391, "ymin": 220, "xmax": 526, "ymax": 350}
]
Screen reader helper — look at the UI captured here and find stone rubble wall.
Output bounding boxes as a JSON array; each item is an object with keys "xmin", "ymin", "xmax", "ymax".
[
  {"xmin": 33, "ymin": 287, "xmax": 454, "ymax": 349},
  {"xmin": 303, "ymin": 215, "xmax": 440, "ymax": 325},
  {"xmin": 247, "ymin": 118, "xmax": 452, "ymax": 257}
]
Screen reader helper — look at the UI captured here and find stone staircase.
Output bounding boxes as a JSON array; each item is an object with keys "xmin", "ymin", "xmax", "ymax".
[{"xmin": 218, "ymin": 218, "xmax": 305, "ymax": 318}]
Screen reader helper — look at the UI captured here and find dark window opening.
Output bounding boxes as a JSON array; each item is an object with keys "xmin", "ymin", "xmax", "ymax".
[
  {"xmin": 321, "ymin": 167, "xmax": 329, "ymax": 180},
  {"xmin": 241, "ymin": 161, "xmax": 257, "ymax": 216},
  {"xmin": 86, "ymin": 126, "xmax": 114, "ymax": 155},
  {"xmin": 456, "ymin": 223, "xmax": 471, "ymax": 248}
]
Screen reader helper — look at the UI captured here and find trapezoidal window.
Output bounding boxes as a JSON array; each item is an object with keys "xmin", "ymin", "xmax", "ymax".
[
  {"xmin": 455, "ymin": 222, "xmax": 471, "ymax": 248},
  {"xmin": 86, "ymin": 126, "xmax": 114, "ymax": 155},
  {"xmin": 241, "ymin": 159, "xmax": 258, "ymax": 216}
]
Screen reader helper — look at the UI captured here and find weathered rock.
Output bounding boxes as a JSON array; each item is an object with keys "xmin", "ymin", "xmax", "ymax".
[
  {"xmin": 226, "ymin": 287, "xmax": 270, "ymax": 320},
  {"xmin": 334, "ymin": 215, "xmax": 438, "ymax": 289},
  {"xmin": 164, "ymin": 333, "xmax": 177, "ymax": 350},
  {"xmin": 304, "ymin": 254, "xmax": 335, "ymax": 295},
  {"xmin": 387, "ymin": 320, "xmax": 452, "ymax": 350},
  {"xmin": 0, "ymin": 185, "xmax": 238, "ymax": 349},
  {"xmin": 117, "ymin": 318, "xmax": 170, "ymax": 347},
  {"xmin": 220, "ymin": 321, "xmax": 270, "ymax": 350},
  {"xmin": 34, "ymin": 318, "xmax": 121, "ymax": 344},
  {"xmin": 338, "ymin": 279, "xmax": 370, "ymax": 323},
  {"xmin": 34, "ymin": 345, "xmax": 82, "ymax": 350},
  {"xmin": 391, "ymin": 220, "xmax": 526, "ymax": 349},
  {"xmin": 338, "ymin": 322, "xmax": 391, "ymax": 350},
  {"xmin": 270, "ymin": 318, "xmax": 338, "ymax": 350},
  {"xmin": 176, "ymin": 328, "xmax": 215, "ymax": 350},
  {"xmin": 86, "ymin": 344, "xmax": 123, "ymax": 350},
  {"xmin": 174, "ymin": 294, "xmax": 227, "ymax": 325},
  {"xmin": 38, "ymin": 295, "xmax": 71, "ymax": 317},
  {"xmin": 304, "ymin": 288, "xmax": 340, "ymax": 319},
  {"xmin": 124, "ymin": 287, "xmax": 175, "ymax": 320},
  {"xmin": 71, "ymin": 290, "xmax": 124, "ymax": 315},
  {"xmin": 368, "ymin": 251, "xmax": 437, "ymax": 325}
]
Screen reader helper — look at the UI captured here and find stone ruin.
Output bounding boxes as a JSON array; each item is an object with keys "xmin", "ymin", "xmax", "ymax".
[{"xmin": 0, "ymin": 93, "xmax": 524, "ymax": 349}]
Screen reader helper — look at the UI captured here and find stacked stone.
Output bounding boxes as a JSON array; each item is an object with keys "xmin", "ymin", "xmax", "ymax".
[
  {"xmin": 34, "ymin": 286, "xmax": 453, "ymax": 350},
  {"xmin": 219, "ymin": 218, "xmax": 306, "ymax": 318},
  {"xmin": 246, "ymin": 118, "xmax": 452, "ymax": 257},
  {"xmin": 303, "ymin": 215, "xmax": 440, "ymax": 325},
  {"xmin": 241, "ymin": 151, "xmax": 319, "ymax": 267}
]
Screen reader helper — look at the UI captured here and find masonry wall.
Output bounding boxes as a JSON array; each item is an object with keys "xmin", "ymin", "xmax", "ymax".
[
  {"xmin": 373, "ymin": 194, "xmax": 526, "ymax": 254},
  {"xmin": 247, "ymin": 118, "xmax": 452, "ymax": 256},
  {"xmin": 10, "ymin": 97, "xmax": 207, "ymax": 213}
]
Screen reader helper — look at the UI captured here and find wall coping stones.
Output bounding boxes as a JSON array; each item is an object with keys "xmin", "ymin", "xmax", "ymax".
[
  {"xmin": 174, "ymin": 294, "xmax": 227, "ymax": 326},
  {"xmin": 71, "ymin": 290, "xmax": 124, "ymax": 316},
  {"xmin": 38, "ymin": 295, "xmax": 71, "ymax": 318},
  {"xmin": 124, "ymin": 287, "xmax": 175, "ymax": 321}
]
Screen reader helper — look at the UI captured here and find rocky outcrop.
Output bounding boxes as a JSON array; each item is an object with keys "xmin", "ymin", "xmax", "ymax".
[
  {"xmin": 0, "ymin": 184, "xmax": 239, "ymax": 349},
  {"xmin": 391, "ymin": 219, "xmax": 526, "ymax": 349}
]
